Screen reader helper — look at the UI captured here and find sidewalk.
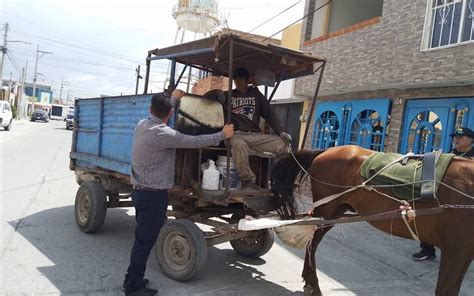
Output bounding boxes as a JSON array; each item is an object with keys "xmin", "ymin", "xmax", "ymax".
[{"xmin": 13, "ymin": 119, "xmax": 29, "ymax": 126}]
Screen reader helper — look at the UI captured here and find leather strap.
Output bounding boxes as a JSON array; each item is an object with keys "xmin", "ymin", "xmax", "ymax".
[{"xmin": 420, "ymin": 150, "xmax": 442, "ymax": 200}]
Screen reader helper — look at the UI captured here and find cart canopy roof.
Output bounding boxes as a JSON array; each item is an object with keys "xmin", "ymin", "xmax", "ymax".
[{"xmin": 147, "ymin": 32, "xmax": 325, "ymax": 82}]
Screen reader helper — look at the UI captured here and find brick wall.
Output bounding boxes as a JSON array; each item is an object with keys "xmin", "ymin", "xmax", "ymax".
[
  {"xmin": 297, "ymin": 0, "xmax": 474, "ymax": 153},
  {"xmin": 191, "ymin": 76, "xmax": 230, "ymax": 95},
  {"xmin": 296, "ymin": 0, "xmax": 474, "ymax": 97}
]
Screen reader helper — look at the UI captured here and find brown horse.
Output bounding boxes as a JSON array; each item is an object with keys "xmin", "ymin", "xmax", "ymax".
[{"xmin": 271, "ymin": 145, "xmax": 474, "ymax": 296}]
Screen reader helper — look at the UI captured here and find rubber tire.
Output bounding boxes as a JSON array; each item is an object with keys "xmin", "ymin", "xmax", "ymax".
[
  {"xmin": 4, "ymin": 120, "xmax": 11, "ymax": 131},
  {"xmin": 156, "ymin": 219, "xmax": 207, "ymax": 281},
  {"xmin": 74, "ymin": 181, "xmax": 107, "ymax": 233},
  {"xmin": 229, "ymin": 213, "xmax": 274, "ymax": 259}
]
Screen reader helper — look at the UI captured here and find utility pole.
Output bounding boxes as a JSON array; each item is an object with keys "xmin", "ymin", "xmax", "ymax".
[
  {"xmin": 0, "ymin": 23, "xmax": 30, "ymax": 84},
  {"xmin": 32, "ymin": 45, "xmax": 52, "ymax": 104},
  {"xmin": 66, "ymin": 89, "xmax": 71, "ymax": 106},
  {"xmin": 0, "ymin": 23, "xmax": 8, "ymax": 84},
  {"xmin": 59, "ymin": 77, "xmax": 70, "ymax": 103},
  {"xmin": 135, "ymin": 65, "xmax": 142, "ymax": 95},
  {"xmin": 17, "ymin": 61, "xmax": 28, "ymax": 119},
  {"xmin": 8, "ymin": 71, "xmax": 12, "ymax": 86}
]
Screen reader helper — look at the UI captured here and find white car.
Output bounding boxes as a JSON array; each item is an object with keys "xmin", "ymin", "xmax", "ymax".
[{"xmin": 0, "ymin": 101, "xmax": 13, "ymax": 131}]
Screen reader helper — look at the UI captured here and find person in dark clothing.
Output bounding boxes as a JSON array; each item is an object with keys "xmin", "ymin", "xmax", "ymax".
[
  {"xmin": 205, "ymin": 68, "xmax": 291, "ymax": 188},
  {"xmin": 123, "ymin": 90, "xmax": 234, "ymax": 295},
  {"xmin": 412, "ymin": 127, "xmax": 474, "ymax": 261},
  {"xmin": 450, "ymin": 127, "xmax": 474, "ymax": 158}
]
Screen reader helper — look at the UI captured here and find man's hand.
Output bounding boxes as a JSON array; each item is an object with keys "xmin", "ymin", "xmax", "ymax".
[
  {"xmin": 171, "ymin": 89, "xmax": 185, "ymax": 100},
  {"xmin": 222, "ymin": 124, "xmax": 234, "ymax": 139},
  {"xmin": 280, "ymin": 132, "xmax": 292, "ymax": 144}
]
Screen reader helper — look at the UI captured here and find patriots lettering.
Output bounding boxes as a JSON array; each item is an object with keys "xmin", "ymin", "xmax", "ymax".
[{"xmin": 231, "ymin": 97, "xmax": 256, "ymax": 120}]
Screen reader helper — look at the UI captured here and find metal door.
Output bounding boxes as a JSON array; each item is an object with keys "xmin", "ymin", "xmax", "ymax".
[
  {"xmin": 401, "ymin": 98, "xmax": 474, "ymax": 153},
  {"xmin": 271, "ymin": 102, "xmax": 303, "ymax": 150},
  {"xmin": 312, "ymin": 98, "xmax": 390, "ymax": 151},
  {"xmin": 346, "ymin": 99, "xmax": 391, "ymax": 151},
  {"xmin": 311, "ymin": 101, "xmax": 349, "ymax": 149}
]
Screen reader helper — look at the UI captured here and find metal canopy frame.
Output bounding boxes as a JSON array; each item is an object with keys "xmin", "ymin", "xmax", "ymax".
[{"xmin": 143, "ymin": 33, "xmax": 327, "ymax": 191}]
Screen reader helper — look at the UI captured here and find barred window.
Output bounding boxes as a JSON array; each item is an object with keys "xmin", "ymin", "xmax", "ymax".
[{"xmin": 424, "ymin": 0, "xmax": 474, "ymax": 49}]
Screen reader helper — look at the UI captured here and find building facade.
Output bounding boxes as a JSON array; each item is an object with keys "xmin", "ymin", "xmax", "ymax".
[{"xmin": 296, "ymin": 0, "xmax": 474, "ymax": 153}]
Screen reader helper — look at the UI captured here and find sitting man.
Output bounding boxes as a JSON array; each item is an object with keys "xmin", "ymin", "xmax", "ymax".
[{"xmin": 205, "ymin": 68, "xmax": 292, "ymax": 189}]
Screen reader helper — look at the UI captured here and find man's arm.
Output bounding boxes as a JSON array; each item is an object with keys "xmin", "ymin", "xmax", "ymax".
[{"xmin": 157, "ymin": 124, "xmax": 234, "ymax": 149}]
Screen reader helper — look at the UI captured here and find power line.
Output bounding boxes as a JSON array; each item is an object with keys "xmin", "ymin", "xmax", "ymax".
[
  {"xmin": 262, "ymin": 0, "xmax": 332, "ymax": 42},
  {"xmin": 11, "ymin": 51, "xmax": 135, "ymax": 78},
  {"xmin": 6, "ymin": 53, "xmax": 21, "ymax": 74},
  {"xmin": 9, "ymin": 44, "xmax": 147, "ymax": 72},
  {"xmin": 246, "ymin": 1, "xmax": 301, "ymax": 34},
  {"xmin": 10, "ymin": 33, "xmax": 169, "ymax": 73},
  {"xmin": 11, "ymin": 29, "xmax": 143, "ymax": 64}
]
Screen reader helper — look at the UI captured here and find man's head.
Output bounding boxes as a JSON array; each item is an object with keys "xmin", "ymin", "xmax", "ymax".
[
  {"xmin": 150, "ymin": 93, "xmax": 173, "ymax": 122},
  {"xmin": 450, "ymin": 127, "xmax": 474, "ymax": 152},
  {"xmin": 233, "ymin": 68, "xmax": 250, "ymax": 92}
]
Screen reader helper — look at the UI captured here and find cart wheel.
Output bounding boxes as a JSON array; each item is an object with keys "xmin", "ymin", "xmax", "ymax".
[
  {"xmin": 156, "ymin": 219, "xmax": 207, "ymax": 281},
  {"xmin": 74, "ymin": 181, "xmax": 107, "ymax": 233},
  {"xmin": 230, "ymin": 213, "xmax": 274, "ymax": 259}
]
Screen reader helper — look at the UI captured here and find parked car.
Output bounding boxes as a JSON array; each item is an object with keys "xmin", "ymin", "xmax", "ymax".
[
  {"xmin": 31, "ymin": 110, "xmax": 50, "ymax": 122},
  {"xmin": 65, "ymin": 111, "xmax": 74, "ymax": 130},
  {"xmin": 0, "ymin": 101, "xmax": 13, "ymax": 131}
]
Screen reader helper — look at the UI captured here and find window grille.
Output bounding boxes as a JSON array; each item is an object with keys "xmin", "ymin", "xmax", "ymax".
[{"xmin": 426, "ymin": 0, "xmax": 474, "ymax": 48}]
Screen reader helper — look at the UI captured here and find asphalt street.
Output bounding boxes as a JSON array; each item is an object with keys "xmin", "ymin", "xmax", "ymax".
[{"xmin": 0, "ymin": 120, "xmax": 472, "ymax": 295}]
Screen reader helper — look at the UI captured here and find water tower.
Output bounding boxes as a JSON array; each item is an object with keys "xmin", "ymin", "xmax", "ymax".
[
  {"xmin": 164, "ymin": 0, "xmax": 221, "ymax": 91},
  {"xmin": 173, "ymin": 0, "xmax": 221, "ymax": 35}
]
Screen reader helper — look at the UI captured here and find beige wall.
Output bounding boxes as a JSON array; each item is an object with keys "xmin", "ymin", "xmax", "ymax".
[{"xmin": 281, "ymin": 23, "xmax": 303, "ymax": 50}]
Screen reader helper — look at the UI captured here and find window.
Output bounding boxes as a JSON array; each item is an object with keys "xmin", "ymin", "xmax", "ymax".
[
  {"xmin": 423, "ymin": 0, "xmax": 474, "ymax": 49},
  {"xmin": 307, "ymin": 0, "xmax": 384, "ymax": 40},
  {"xmin": 4, "ymin": 103, "xmax": 11, "ymax": 112}
]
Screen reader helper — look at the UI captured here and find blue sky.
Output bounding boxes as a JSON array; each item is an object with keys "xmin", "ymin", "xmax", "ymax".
[{"xmin": 0, "ymin": 0, "xmax": 305, "ymax": 99}]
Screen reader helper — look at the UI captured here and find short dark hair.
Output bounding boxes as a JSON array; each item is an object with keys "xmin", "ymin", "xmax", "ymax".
[
  {"xmin": 233, "ymin": 67, "xmax": 250, "ymax": 80},
  {"xmin": 151, "ymin": 93, "xmax": 173, "ymax": 119}
]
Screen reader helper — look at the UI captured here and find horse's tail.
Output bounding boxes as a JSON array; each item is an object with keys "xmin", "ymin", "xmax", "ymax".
[{"xmin": 271, "ymin": 149, "xmax": 325, "ymax": 220}]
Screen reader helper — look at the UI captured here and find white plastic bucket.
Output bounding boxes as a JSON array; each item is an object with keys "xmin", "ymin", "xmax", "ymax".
[{"xmin": 217, "ymin": 156, "xmax": 240, "ymax": 190}]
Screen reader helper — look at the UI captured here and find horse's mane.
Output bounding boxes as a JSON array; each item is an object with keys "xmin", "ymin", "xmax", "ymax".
[{"xmin": 271, "ymin": 149, "xmax": 325, "ymax": 219}]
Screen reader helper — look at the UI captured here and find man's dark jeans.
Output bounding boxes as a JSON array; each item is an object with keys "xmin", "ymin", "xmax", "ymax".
[{"xmin": 124, "ymin": 189, "xmax": 168, "ymax": 291}]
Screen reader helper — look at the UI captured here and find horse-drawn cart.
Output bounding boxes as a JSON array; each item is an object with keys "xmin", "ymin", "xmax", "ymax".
[{"xmin": 69, "ymin": 32, "xmax": 326, "ymax": 281}]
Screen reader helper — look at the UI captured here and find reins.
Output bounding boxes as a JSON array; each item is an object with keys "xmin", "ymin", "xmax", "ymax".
[
  {"xmin": 288, "ymin": 146, "xmax": 474, "ymax": 204},
  {"xmin": 284, "ymin": 146, "xmax": 474, "ymax": 240}
]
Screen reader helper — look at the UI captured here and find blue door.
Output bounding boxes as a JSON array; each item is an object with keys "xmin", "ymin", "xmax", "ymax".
[
  {"xmin": 345, "ymin": 99, "xmax": 391, "ymax": 151},
  {"xmin": 312, "ymin": 98, "xmax": 391, "ymax": 151},
  {"xmin": 401, "ymin": 98, "xmax": 474, "ymax": 153}
]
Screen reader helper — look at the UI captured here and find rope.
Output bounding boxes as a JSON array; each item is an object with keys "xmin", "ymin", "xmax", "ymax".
[{"xmin": 288, "ymin": 147, "xmax": 474, "ymax": 201}]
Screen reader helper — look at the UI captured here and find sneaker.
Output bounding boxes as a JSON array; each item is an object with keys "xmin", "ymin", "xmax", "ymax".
[
  {"xmin": 412, "ymin": 251, "xmax": 436, "ymax": 261},
  {"xmin": 123, "ymin": 278, "xmax": 150, "ymax": 291},
  {"xmin": 125, "ymin": 287, "xmax": 158, "ymax": 296}
]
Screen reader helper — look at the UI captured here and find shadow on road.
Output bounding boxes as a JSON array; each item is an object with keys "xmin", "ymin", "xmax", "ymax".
[
  {"xmin": 272, "ymin": 220, "xmax": 473, "ymax": 295},
  {"xmin": 8, "ymin": 205, "xmax": 303, "ymax": 295}
]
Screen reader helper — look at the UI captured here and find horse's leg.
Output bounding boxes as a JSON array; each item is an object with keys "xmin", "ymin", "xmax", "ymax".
[
  {"xmin": 302, "ymin": 205, "xmax": 349, "ymax": 296},
  {"xmin": 435, "ymin": 248, "xmax": 471, "ymax": 296},
  {"xmin": 302, "ymin": 227, "xmax": 333, "ymax": 296}
]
